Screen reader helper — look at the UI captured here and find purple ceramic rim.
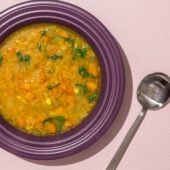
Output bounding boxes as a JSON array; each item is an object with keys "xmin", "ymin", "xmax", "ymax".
[{"xmin": 0, "ymin": 0, "xmax": 125, "ymax": 160}]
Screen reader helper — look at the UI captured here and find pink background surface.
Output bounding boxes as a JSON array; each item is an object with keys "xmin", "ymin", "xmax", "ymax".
[{"xmin": 0, "ymin": 0, "xmax": 170, "ymax": 170}]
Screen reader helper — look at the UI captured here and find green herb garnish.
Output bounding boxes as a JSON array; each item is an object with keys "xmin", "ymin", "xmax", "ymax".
[
  {"xmin": 75, "ymin": 84, "xmax": 88, "ymax": 94},
  {"xmin": 47, "ymin": 84, "xmax": 53, "ymax": 90},
  {"xmin": 88, "ymin": 93, "xmax": 98, "ymax": 103},
  {"xmin": 40, "ymin": 30, "xmax": 47, "ymax": 37},
  {"xmin": 65, "ymin": 37, "xmax": 75, "ymax": 45},
  {"xmin": 79, "ymin": 66, "xmax": 94, "ymax": 78},
  {"xmin": 47, "ymin": 54, "xmax": 63, "ymax": 61},
  {"xmin": 0, "ymin": 54, "xmax": 3, "ymax": 65},
  {"xmin": 74, "ymin": 48, "xmax": 87, "ymax": 59},
  {"xmin": 37, "ymin": 44, "xmax": 42, "ymax": 51},
  {"xmin": 16, "ymin": 51, "xmax": 31, "ymax": 63},
  {"xmin": 44, "ymin": 116, "xmax": 66, "ymax": 133},
  {"xmin": 79, "ymin": 66, "xmax": 90, "ymax": 78}
]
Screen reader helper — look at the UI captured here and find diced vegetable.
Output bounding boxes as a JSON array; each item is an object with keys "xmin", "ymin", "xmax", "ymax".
[
  {"xmin": 67, "ymin": 96, "xmax": 76, "ymax": 104},
  {"xmin": 7, "ymin": 48, "xmax": 15, "ymax": 56},
  {"xmin": 75, "ymin": 84, "xmax": 88, "ymax": 94},
  {"xmin": 47, "ymin": 54, "xmax": 63, "ymax": 61},
  {"xmin": 20, "ymin": 82, "xmax": 31, "ymax": 91},
  {"xmin": 74, "ymin": 87, "xmax": 79, "ymax": 95},
  {"xmin": 44, "ymin": 116, "xmax": 66, "ymax": 133},
  {"xmin": 64, "ymin": 120, "xmax": 73, "ymax": 128},
  {"xmin": 39, "ymin": 71, "xmax": 47, "ymax": 83},
  {"xmin": 0, "ymin": 54, "xmax": 3, "ymax": 65},
  {"xmin": 88, "ymin": 93, "xmax": 98, "ymax": 103},
  {"xmin": 86, "ymin": 81, "xmax": 97, "ymax": 92},
  {"xmin": 45, "ymin": 97, "xmax": 52, "ymax": 105},
  {"xmin": 88, "ymin": 62, "xmax": 99, "ymax": 77},
  {"xmin": 55, "ymin": 107, "xmax": 66, "ymax": 115},
  {"xmin": 16, "ymin": 117, "xmax": 25, "ymax": 128},
  {"xmin": 16, "ymin": 51, "xmax": 31, "ymax": 63},
  {"xmin": 16, "ymin": 96, "xmax": 27, "ymax": 104},
  {"xmin": 25, "ymin": 92, "xmax": 36, "ymax": 101},
  {"xmin": 61, "ymin": 84, "xmax": 74, "ymax": 95},
  {"xmin": 45, "ymin": 123, "xmax": 56, "ymax": 134}
]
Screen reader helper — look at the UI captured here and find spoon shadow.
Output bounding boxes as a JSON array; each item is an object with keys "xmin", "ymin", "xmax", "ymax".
[{"xmin": 24, "ymin": 43, "xmax": 133, "ymax": 166}]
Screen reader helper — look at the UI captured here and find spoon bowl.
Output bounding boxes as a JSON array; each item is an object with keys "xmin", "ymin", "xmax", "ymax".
[{"xmin": 137, "ymin": 73, "xmax": 170, "ymax": 110}]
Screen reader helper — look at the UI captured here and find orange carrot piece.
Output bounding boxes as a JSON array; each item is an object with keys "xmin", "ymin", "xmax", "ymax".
[
  {"xmin": 25, "ymin": 92, "xmax": 36, "ymax": 101},
  {"xmin": 86, "ymin": 81, "xmax": 98, "ymax": 92},
  {"xmin": 39, "ymin": 71, "xmax": 48, "ymax": 83},
  {"xmin": 45, "ymin": 123, "xmax": 56, "ymax": 134},
  {"xmin": 20, "ymin": 82, "xmax": 31, "ymax": 91}
]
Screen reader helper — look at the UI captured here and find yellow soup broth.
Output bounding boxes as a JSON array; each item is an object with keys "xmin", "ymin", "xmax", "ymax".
[{"xmin": 0, "ymin": 23, "xmax": 101, "ymax": 136}]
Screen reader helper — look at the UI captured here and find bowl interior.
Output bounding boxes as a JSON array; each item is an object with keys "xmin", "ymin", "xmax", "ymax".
[{"xmin": 0, "ymin": 20, "xmax": 106, "ymax": 141}]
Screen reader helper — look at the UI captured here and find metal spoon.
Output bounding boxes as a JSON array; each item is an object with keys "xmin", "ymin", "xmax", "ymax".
[{"xmin": 106, "ymin": 72, "xmax": 170, "ymax": 170}]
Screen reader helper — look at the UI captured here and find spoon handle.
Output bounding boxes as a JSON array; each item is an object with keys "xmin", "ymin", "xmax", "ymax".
[{"xmin": 106, "ymin": 108, "xmax": 147, "ymax": 170}]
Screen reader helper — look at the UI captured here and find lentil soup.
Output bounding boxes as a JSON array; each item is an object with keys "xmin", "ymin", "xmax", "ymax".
[{"xmin": 0, "ymin": 23, "xmax": 101, "ymax": 136}]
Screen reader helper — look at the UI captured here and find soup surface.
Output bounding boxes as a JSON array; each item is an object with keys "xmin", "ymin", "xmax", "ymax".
[{"xmin": 0, "ymin": 23, "xmax": 101, "ymax": 136}]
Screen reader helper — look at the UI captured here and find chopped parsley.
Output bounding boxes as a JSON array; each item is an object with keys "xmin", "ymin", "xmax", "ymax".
[
  {"xmin": 47, "ymin": 54, "xmax": 63, "ymax": 61},
  {"xmin": 16, "ymin": 51, "xmax": 31, "ymax": 63},
  {"xmin": 79, "ymin": 66, "xmax": 94, "ymax": 78},
  {"xmin": 88, "ymin": 93, "xmax": 98, "ymax": 103},
  {"xmin": 44, "ymin": 116, "xmax": 66, "ymax": 133},
  {"xmin": 0, "ymin": 54, "xmax": 3, "ymax": 65}
]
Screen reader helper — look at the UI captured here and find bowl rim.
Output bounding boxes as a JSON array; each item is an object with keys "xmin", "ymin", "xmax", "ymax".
[{"xmin": 0, "ymin": 0, "xmax": 125, "ymax": 160}]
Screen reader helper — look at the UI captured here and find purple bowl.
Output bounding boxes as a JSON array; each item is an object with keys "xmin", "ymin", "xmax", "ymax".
[{"xmin": 0, "ymin": 0, "xmax": 125, "ymax": 160}]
